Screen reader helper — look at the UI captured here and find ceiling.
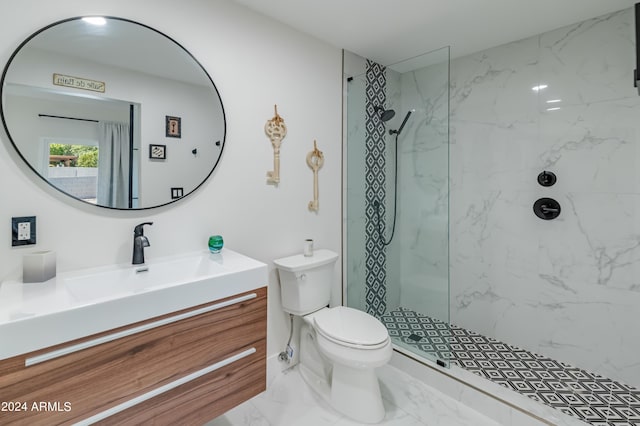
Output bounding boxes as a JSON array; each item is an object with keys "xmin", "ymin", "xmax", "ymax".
[
  {"xmin": 233, "ymin": 0, "xmax": 636, "ymax": 66},
  {"xmin": 27, "ymin": 18, "xmax": 212, "ymax": 87}
]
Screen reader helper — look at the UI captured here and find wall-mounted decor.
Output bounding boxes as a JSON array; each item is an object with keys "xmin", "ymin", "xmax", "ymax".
[
  {"xmin": 166, "ymin": 116, "xmax": 181, "ymax": 138},
  {"xmin": 306, "ymin": 140, "xmax": 324, "ymax": 212},
  {"xmin": 149, "ymin": 144, "xmax": 166, "ymax": 159},
  {"xmin": 265, "ymin": 105, "xmax": 287, "ymax": 184},
  {"xmin": 53, "ymin": 73, "xmax": 105, "ymax": 93},
  {"xmin": 171, "ymin": 187, "xmax": 184, "ymax": 199}
]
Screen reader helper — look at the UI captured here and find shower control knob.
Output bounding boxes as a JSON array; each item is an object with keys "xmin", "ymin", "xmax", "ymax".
[
  {"xmin": 537, "ymin": 171, "xmax": 557, "ymax": 187},
  {"xmin": 533, "ymin": 198, "xmax": 561, "ymax": 220}
]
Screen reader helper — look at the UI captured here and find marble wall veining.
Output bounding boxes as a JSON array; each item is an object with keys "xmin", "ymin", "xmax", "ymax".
[
  {"xmin": 346, "ymin": 5, "xmax": 639, "ymax": 390},
  {"xmin": 447, "ymin": 7, "xmax": 640, "ymax": 388}
]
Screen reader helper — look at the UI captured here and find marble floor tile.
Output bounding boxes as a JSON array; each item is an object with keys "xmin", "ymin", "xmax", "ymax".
[
  {"xmin": 249, "ymin": 366, "xmax": 343, "ymax": 426},
  {"xmin": 332, "ymin": 398, "xmax": 424, "ymax": 426},
  {"xmin": 205, "ymin": 400, "xmax": 271, "ymax": 426},
  {"xmin": 206, "ymin": 363, "xmax": 500, "ymax": 426},
  {"xmin": 378, "ymin": 366, "xmax": 501, "ymax": 426}
]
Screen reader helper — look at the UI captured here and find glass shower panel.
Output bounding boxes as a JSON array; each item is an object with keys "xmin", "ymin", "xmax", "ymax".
[
  {"xmin": 345, "ymin": 46, "xmax": 451, "ymax": 366},
  {"xmin": 345, "ymin": 65, "xmax": 367, "ymax": 314}
]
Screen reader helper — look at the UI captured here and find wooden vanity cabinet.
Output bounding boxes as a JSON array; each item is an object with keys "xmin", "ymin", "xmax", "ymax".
[{"xmin": 0, "ymin": 287, "xmax": 267, "ymax": 425}]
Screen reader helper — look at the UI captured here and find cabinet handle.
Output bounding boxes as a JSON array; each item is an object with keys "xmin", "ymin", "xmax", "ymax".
[
  {"xmin": 75, "ymin": 347, "xmax": 257, "ymax": 425},
  {"xmin": 26, "ymin": 292, "xmax": 257, "ymax": 367}
]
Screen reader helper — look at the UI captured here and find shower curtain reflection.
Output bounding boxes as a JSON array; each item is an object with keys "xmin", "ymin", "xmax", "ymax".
[{"xmin": 97, "ymin": 121, "xmax": 130, "ymax": 208}]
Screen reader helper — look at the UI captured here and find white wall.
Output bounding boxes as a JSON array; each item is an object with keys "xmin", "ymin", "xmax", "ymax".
[{"xmin": 0, "ymin": 0, "xmax": 342, "ymax": 362}]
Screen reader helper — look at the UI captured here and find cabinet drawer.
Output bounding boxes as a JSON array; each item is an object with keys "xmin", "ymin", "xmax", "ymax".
[
  {"xmin": 0, "ymin": 287, "xmax": 267, "ymax": 425},
  {"xmin": 98, "ymin": 340, "xmax": 266, "ymax": 425}
]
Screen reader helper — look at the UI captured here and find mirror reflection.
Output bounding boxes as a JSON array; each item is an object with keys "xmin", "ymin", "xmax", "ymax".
[{"xmin": 1, "ymin": 17, "xmax": 226, "ymax": 209}]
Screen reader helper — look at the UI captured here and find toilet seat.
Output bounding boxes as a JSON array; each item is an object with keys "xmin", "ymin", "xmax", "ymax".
[{"xmin": 313, "ymin": 306, "xmax": 389, "ymax": 349}]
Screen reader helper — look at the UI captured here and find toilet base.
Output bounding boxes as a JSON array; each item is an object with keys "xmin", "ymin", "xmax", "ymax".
[
  {"xmin": 299, "ymin": 363, "xmax": 332, "ymax": 403},
  {"xmin": 298, "ymin": 313, "xmax": 389, "ymax": 423},
  {"xmin": 299, "ymin": 360, "xmax": 385, "ymax": 424},
  {"xmin": 330, "ymin": 363, "xmax": 385, "ymax": 423}
]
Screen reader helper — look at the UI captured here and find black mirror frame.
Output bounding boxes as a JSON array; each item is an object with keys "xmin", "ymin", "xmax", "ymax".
[{"xmin": 0, "ymin": 16, "xmax": 227, "ymax": 210}]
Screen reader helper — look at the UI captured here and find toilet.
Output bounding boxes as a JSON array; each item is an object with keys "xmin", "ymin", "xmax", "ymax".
[{"xmin": 274, "ymin": 249, "xmax": 392, "ymax": 424}]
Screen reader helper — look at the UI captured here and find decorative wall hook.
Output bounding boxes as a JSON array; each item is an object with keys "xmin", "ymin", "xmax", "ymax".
[
  {"xmin": 265, "ymin": 105, "xmax": 287, "ymax": 184},
  {"xmin": 306, "ymin": 140, "xmax": 324, "ymax": 211}
]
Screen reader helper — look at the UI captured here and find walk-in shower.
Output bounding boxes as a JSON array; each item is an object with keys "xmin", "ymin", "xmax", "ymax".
[{"xmin": 344, "ymin": 6, "xmax": 640, "ymax": 426}]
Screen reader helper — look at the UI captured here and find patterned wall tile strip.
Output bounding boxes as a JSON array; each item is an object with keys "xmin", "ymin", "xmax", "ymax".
[{"xmin": 364, "ymin": 59, "xmax": 388, "ymax": 317}]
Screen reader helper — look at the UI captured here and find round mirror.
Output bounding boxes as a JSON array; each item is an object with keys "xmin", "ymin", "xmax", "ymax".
[{"xmin": 0, "ymin": 17, "xmax": 226, "ymax": 209}]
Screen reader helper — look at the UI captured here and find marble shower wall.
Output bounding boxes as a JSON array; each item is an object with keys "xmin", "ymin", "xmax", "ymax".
[
  {"xmin": 447, "ymin": 7, "xmax": 640, "ymax": 388},
  {"xmin": 345, "ymin": 6, "xmax": 639, "ymax": 389}
]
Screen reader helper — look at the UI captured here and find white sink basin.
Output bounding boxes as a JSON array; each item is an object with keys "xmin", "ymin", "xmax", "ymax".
[
  {"xmin": 0, "ymin": 249, "xmax": 267, "ymax": 360},
  {"xmin": 64, "ymin": 252, "xmax": 227, "ymax": 303}
]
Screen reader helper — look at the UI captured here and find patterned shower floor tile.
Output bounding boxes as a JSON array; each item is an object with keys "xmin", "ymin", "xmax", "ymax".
[{"xmin": 380, "ymin": 307, "xmax": 640, "ymax": 426}]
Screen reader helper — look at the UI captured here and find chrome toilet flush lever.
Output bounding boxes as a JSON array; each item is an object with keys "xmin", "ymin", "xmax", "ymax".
[{"xmin": 132, "ymin": 222, "xmax": 153, "ymax": 265}]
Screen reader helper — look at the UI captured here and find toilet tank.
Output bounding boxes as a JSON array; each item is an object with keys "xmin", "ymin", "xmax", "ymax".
[{"xmin": 273, "ymin": 249, "xmax": 338, "ymax": 315}]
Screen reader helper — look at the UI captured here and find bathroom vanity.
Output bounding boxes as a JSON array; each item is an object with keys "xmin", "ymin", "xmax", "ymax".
[{"xmin": 0, "ymin": 249, "xmax": 267, "ymax": 425}]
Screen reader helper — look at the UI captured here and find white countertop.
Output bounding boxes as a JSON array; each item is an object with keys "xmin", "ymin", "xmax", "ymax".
[{"xmin": 0, "ymin": 248, "xmax": 267, "ymax": 360}]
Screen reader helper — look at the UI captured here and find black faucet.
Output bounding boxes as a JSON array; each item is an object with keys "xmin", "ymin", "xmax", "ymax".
[{"xmin": 132, "ymin": 222, "xmax": 153, "ymax": 265}]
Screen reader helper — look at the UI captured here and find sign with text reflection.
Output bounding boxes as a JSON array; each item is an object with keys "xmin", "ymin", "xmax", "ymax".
[{"xmin": 53, "ymin": 73, "xmax": 105, "ymax": 93}]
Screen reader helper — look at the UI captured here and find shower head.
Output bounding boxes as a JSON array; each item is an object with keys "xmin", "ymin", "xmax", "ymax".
[
  {"xmin": 389, "ymin": 109, "xmax": 414, "ymax": 136},
  {"xmin": 374, "ymin": 105, "xmax": 396, "ymax": 122}
]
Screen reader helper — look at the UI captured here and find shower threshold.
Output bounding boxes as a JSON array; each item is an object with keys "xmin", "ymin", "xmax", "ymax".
[{"xmin": 380, "ymin": 307, "xmax": 640, "ymax": 426}]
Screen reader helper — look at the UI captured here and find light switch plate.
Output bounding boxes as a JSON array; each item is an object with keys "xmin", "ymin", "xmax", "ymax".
[{"xmin": 12, "ymin": 216, "xmax": 36, "ymax": 246}]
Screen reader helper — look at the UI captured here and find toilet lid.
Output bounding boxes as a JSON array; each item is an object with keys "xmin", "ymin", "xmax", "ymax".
[{"xmin": 313, "ymin": 306, "xmax": 389, "ymax": 346}]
